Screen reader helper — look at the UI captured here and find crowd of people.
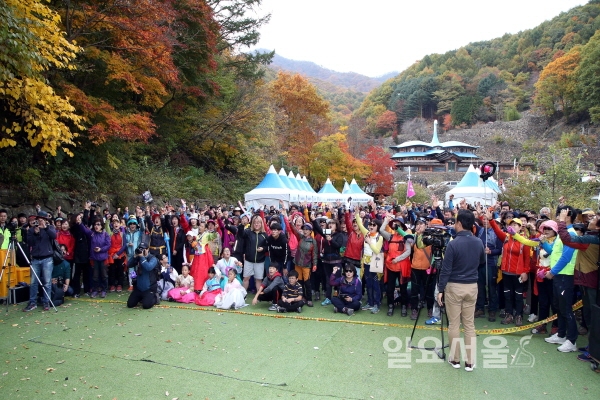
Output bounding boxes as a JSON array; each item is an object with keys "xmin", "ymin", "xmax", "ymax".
[{"xmin": 2, "ymin": 194, "xmax": 598, "ymax": 366}]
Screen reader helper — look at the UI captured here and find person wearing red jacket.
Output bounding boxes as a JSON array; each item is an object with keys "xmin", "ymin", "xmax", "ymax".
[
  {"xmin": 107, "ymin": 217, "xmax": 127, "ymax": 292},
  {"xmin": 487, "ymin": 211, "xmax": 531, "ymax": 327},
  {"xmin": 344, "ymin": 210, "xmax": 364, "ymax": 270},
  {"xmin": 56, "ymin": 219, "xmax": 75, "ymax": 264}
]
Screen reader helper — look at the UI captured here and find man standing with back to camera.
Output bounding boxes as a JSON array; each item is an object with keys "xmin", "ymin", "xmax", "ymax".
[{"xmin": 437, "ymin": 209, "xmax": 485, "ymax": 372}]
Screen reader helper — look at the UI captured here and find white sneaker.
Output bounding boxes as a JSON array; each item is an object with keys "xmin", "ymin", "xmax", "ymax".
[
  {"xmin": 528, "ymin": 313, "xmax": 538, "ymax": 323},
  {"xmin": 557, "ymin": 340, "xmax": 577, "ymax": 353},
  {"xmin": 268, "ymin": 304, "xmax": 278, "ymax": 311},
  {"xmin": 545, "ymin": 333, "xmax": 566, "ymax": 344}
]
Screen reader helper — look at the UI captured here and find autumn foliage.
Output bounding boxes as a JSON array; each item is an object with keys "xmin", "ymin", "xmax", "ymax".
[
  {"xmin": 271, "ymin": 72, "xmax": 331, "ymax": 170},
  {"xmin": 362, "ymin": 146, "xmax": 396, "ymax": 196},
  {"xmin": 0, "ymin": 0, "xmax": 82, "ymax": 156}
]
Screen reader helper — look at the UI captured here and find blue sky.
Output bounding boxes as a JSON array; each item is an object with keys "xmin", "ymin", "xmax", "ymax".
[{"xmin": 252, "ymin": 0, "xmax": 588, "ymax": 77}]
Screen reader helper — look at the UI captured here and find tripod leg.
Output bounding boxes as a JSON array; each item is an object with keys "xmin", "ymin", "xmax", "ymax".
[
  {"xmin": 14, "ymin": 241, "xmax": 58, "ymax": 312},
  {"xmin": 440, "ymin": 306, "xmax": 446, "ymax": 359},
  {"xmin": 2, "ymin": 244, "xmax": 15, "ymax": 311}
]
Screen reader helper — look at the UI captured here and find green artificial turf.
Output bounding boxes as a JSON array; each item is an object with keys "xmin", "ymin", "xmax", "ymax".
[{"xmin": 1, "ymin": 293, "xmax": 599, "ymax": 400}]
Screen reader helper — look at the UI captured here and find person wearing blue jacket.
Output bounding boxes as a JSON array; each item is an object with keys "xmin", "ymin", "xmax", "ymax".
[
  {"xmin": 475, "ymin": 215, "xmax": 504, "ymax": 322},
  {"xmin": 127, "ymin": 242, "xmax": 159, "ymax": 309},
  {"xmin": 330, "ymin": 264, "xmax": 362, "ymax": 316}
]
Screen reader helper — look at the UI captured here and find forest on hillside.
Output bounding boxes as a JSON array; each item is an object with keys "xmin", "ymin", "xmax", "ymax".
[
  {"xmin": 0, "ymin": 0, "xmax": 394, "ymax": 205},
  {"xmin": 357, "ymin": 0, "xmax": 600, "ymax": 139}
]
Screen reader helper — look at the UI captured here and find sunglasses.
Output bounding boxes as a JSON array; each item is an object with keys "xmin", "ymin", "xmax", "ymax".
[
  {"xmin": 94, "ymin": 223, "xmax": 102, "ymax": 226},
  {"xmin": 446, "ymin": 222, "xmax": 455, "ymax": 226},
  {"xmin": 344, "ymin": 270, "xmax": 354, "ymax": 273}
]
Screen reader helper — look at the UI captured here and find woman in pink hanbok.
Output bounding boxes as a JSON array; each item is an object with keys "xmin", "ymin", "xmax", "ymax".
[
  {"xmin": 195, "ymin": 267, "xmax": 223, "ymax": 306},
  {"xmin": 168, "ymin": 265, "xmax": 195, "ymax": 303}
]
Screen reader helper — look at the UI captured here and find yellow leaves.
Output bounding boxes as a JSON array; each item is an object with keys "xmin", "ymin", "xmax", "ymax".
[
  {"xmin": 1, "ymin": 1, "xmax": 81, "ymax": 157},
  {"xmin": 5, "ymin": 0, "xmax": 80, "ymax": 73},
  {"xmin": 0, "ymin": 77, "xmax": 80, "ymax": 156}
]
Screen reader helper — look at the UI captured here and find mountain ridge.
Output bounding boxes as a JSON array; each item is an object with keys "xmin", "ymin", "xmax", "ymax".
[{"xmin": 261, "ymin": 50, "xmax": 397, "ymax": 93}]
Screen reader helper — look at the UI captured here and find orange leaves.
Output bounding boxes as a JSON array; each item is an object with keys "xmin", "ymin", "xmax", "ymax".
[
  {"xmin": 362, "ymin": 146, "xmax": 395, "ymax": 196},
  {"xmin": 271, "ymin": 72, "xmax": 331, "ymax": 170},
  {"xmin": 61, "ymin": 84, "xmax": 155, "ymax": 144},
  {"xmin": 375, "ymin": 110, "xmax": 397, "ymax": 134},
  {"xmin": 534, "ymin": 47, "xmax": 581, "ymax": 116},
  {"xmin": 53, "ymin": 0, "xmax": 221, "ymax": 143}
]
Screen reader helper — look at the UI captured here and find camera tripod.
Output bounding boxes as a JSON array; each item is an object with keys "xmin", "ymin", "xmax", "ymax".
[
  {"xmin": 408, "ymin": 247, "xmax": 449, "ymax": 360},
  {"xmin": 0, "ymin": 231, "xmax": 57, "ymax": 312}
]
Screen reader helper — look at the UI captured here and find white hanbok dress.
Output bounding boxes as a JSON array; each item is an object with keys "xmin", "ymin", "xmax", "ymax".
[{"xmin": 214, "ymin": 279, "xmax": 247, "ymax": 309}]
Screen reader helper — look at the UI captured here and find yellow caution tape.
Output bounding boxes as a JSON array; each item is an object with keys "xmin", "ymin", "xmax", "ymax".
[{"xmin": 74, "ymin": 298, "xmax": 583, "ymax": 335}]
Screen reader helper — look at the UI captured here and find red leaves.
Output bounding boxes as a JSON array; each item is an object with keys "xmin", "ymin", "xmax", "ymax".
[
  {"xmin": 56, "ymin": 0, "xmax": 220, "ymax": 142},
  {"xmin": 62, "ymin": 84, "xmax": 156, "ymax": 143},
  {"xmin": 362, "ymin": 146, "xmax": 396, "ymax": 196}
]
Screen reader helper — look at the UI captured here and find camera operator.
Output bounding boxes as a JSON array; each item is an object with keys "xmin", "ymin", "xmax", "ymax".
[
  {"xmin": 437, "ymin": 209, "xmax": 485, "ymax": 371},
  {"xmin": 411, "ymin": 219, "xmax": 436, "ymax": 321},
  {"xmin": 0, "ymin": 209, "xmax": 10, "ymax": 249},
  {"xmin": 23, "ymin": 212, "xmax": 57, "ymax": 312},
  {"xmin": 126, "ymin": 242, "xmax": 160, "ymax": 309}
]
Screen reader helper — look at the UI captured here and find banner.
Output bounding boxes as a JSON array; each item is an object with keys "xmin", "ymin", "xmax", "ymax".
[{"xmin": 406, "ymin": 180, "xmax": 416, "ymax": 198}]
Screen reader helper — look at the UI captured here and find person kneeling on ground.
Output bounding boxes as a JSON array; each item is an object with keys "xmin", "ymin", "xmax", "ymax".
[
  {"xmin": 51, "ymin": 244, "xmax": 73, "ymax": 306},
  {"xmin": 330, "ymin": 264, "xmax": 362, "ymax": 316},
  {"xmin": 126, "ymin": 242, "xmax": 159, "ymax": 309},
  {"xmin": 252, "ymin": 263, "xmax": 284, "ymax": 311},
  {"xmin": 277, "ymin": 269, "xmax": 305, "ymax": 313}
]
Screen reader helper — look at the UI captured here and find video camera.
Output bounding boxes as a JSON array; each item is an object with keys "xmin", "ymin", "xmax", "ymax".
[
  {"xmin": 422, "ymin": 226, "xmax": 449, "ymax": 252},
  {"xmin": 7, "ymin": 220, "xmax": 18, "ymax": 234},
  {"xmin": 135, "ymin": 246, "xmax": 147, "ymax": 256}
]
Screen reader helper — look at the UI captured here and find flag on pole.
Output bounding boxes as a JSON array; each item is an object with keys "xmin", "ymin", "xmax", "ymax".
[{"xmin": 407, "ymin": 180, "xmax": 416, "ymax": 198}]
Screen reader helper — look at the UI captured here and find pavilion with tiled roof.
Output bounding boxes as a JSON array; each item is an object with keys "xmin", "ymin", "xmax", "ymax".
[{"xmin": 389, "ymin": 120, "xmax": 479, "ymax": 173}]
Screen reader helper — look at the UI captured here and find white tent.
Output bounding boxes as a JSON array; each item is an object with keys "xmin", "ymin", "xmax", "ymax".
[
  {"xmin": 445, "ymin": 165, "xmax": 499, "ymax": 206},
  {"xmin": 278, "ymin": 168, "xmax": 300, "ymax": 203},
  {"xmin": 347, "ymin": 178, "xmax": 374, "ymax": 205},
  {"xmin": 342, "ymin": 181, "xmax": 351, "ymax": 194},
  {"xmin": 317, "ymin": 178, "xmax": 346, "ymax": 203},
  {"xmin": 244, "ymin": 165, "xmax": 292, "ymax": 209},
  {"xmin": 288, "ymin": 171, "xmax": 307, "ymax": 202},
  {"xmin": 301, "ymin": 175, "xmax": 318, "ymax": 202},
  {"xmin": 296, "ymin": 173, "xmax": 316, "ymax": 202}
]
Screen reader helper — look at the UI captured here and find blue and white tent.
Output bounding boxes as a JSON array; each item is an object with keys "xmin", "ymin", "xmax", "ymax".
[
  {"xmin": 295, "ymin": 173, "xmax": 316, "ymax": 202},
  {"xmin": 317, "ymin": 178, "xmax": 345, "ymax": 203},
  {"xmin": 341, "ymin": 180, "xmax": 351, "ymax": 194},
  {"xmin": 347, "ymin": 178, "xmax": 373, "ymax": 205},
  {"xmin": 245, "ymin": 165, "xmax": 292, "ymax": 209},
  {"xmin": 288, "ymin": 171, "xmax": 308, "ymax": 202},
  {"xmin": 302, "ymin": 176, "xmax": 318, "ymax": 195},
  {"xmin": 278, "ymin": 168, "xmax": 300, "ymax": 203},
  {"xmin": 445, "ymin": 164, "xmax": 499, "ymax": 206}
]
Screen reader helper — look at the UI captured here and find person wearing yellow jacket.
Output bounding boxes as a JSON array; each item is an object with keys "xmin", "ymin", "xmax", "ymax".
[{"xmin": 355, "ymin": 213, "xmax": 383, "ymax": 314}]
